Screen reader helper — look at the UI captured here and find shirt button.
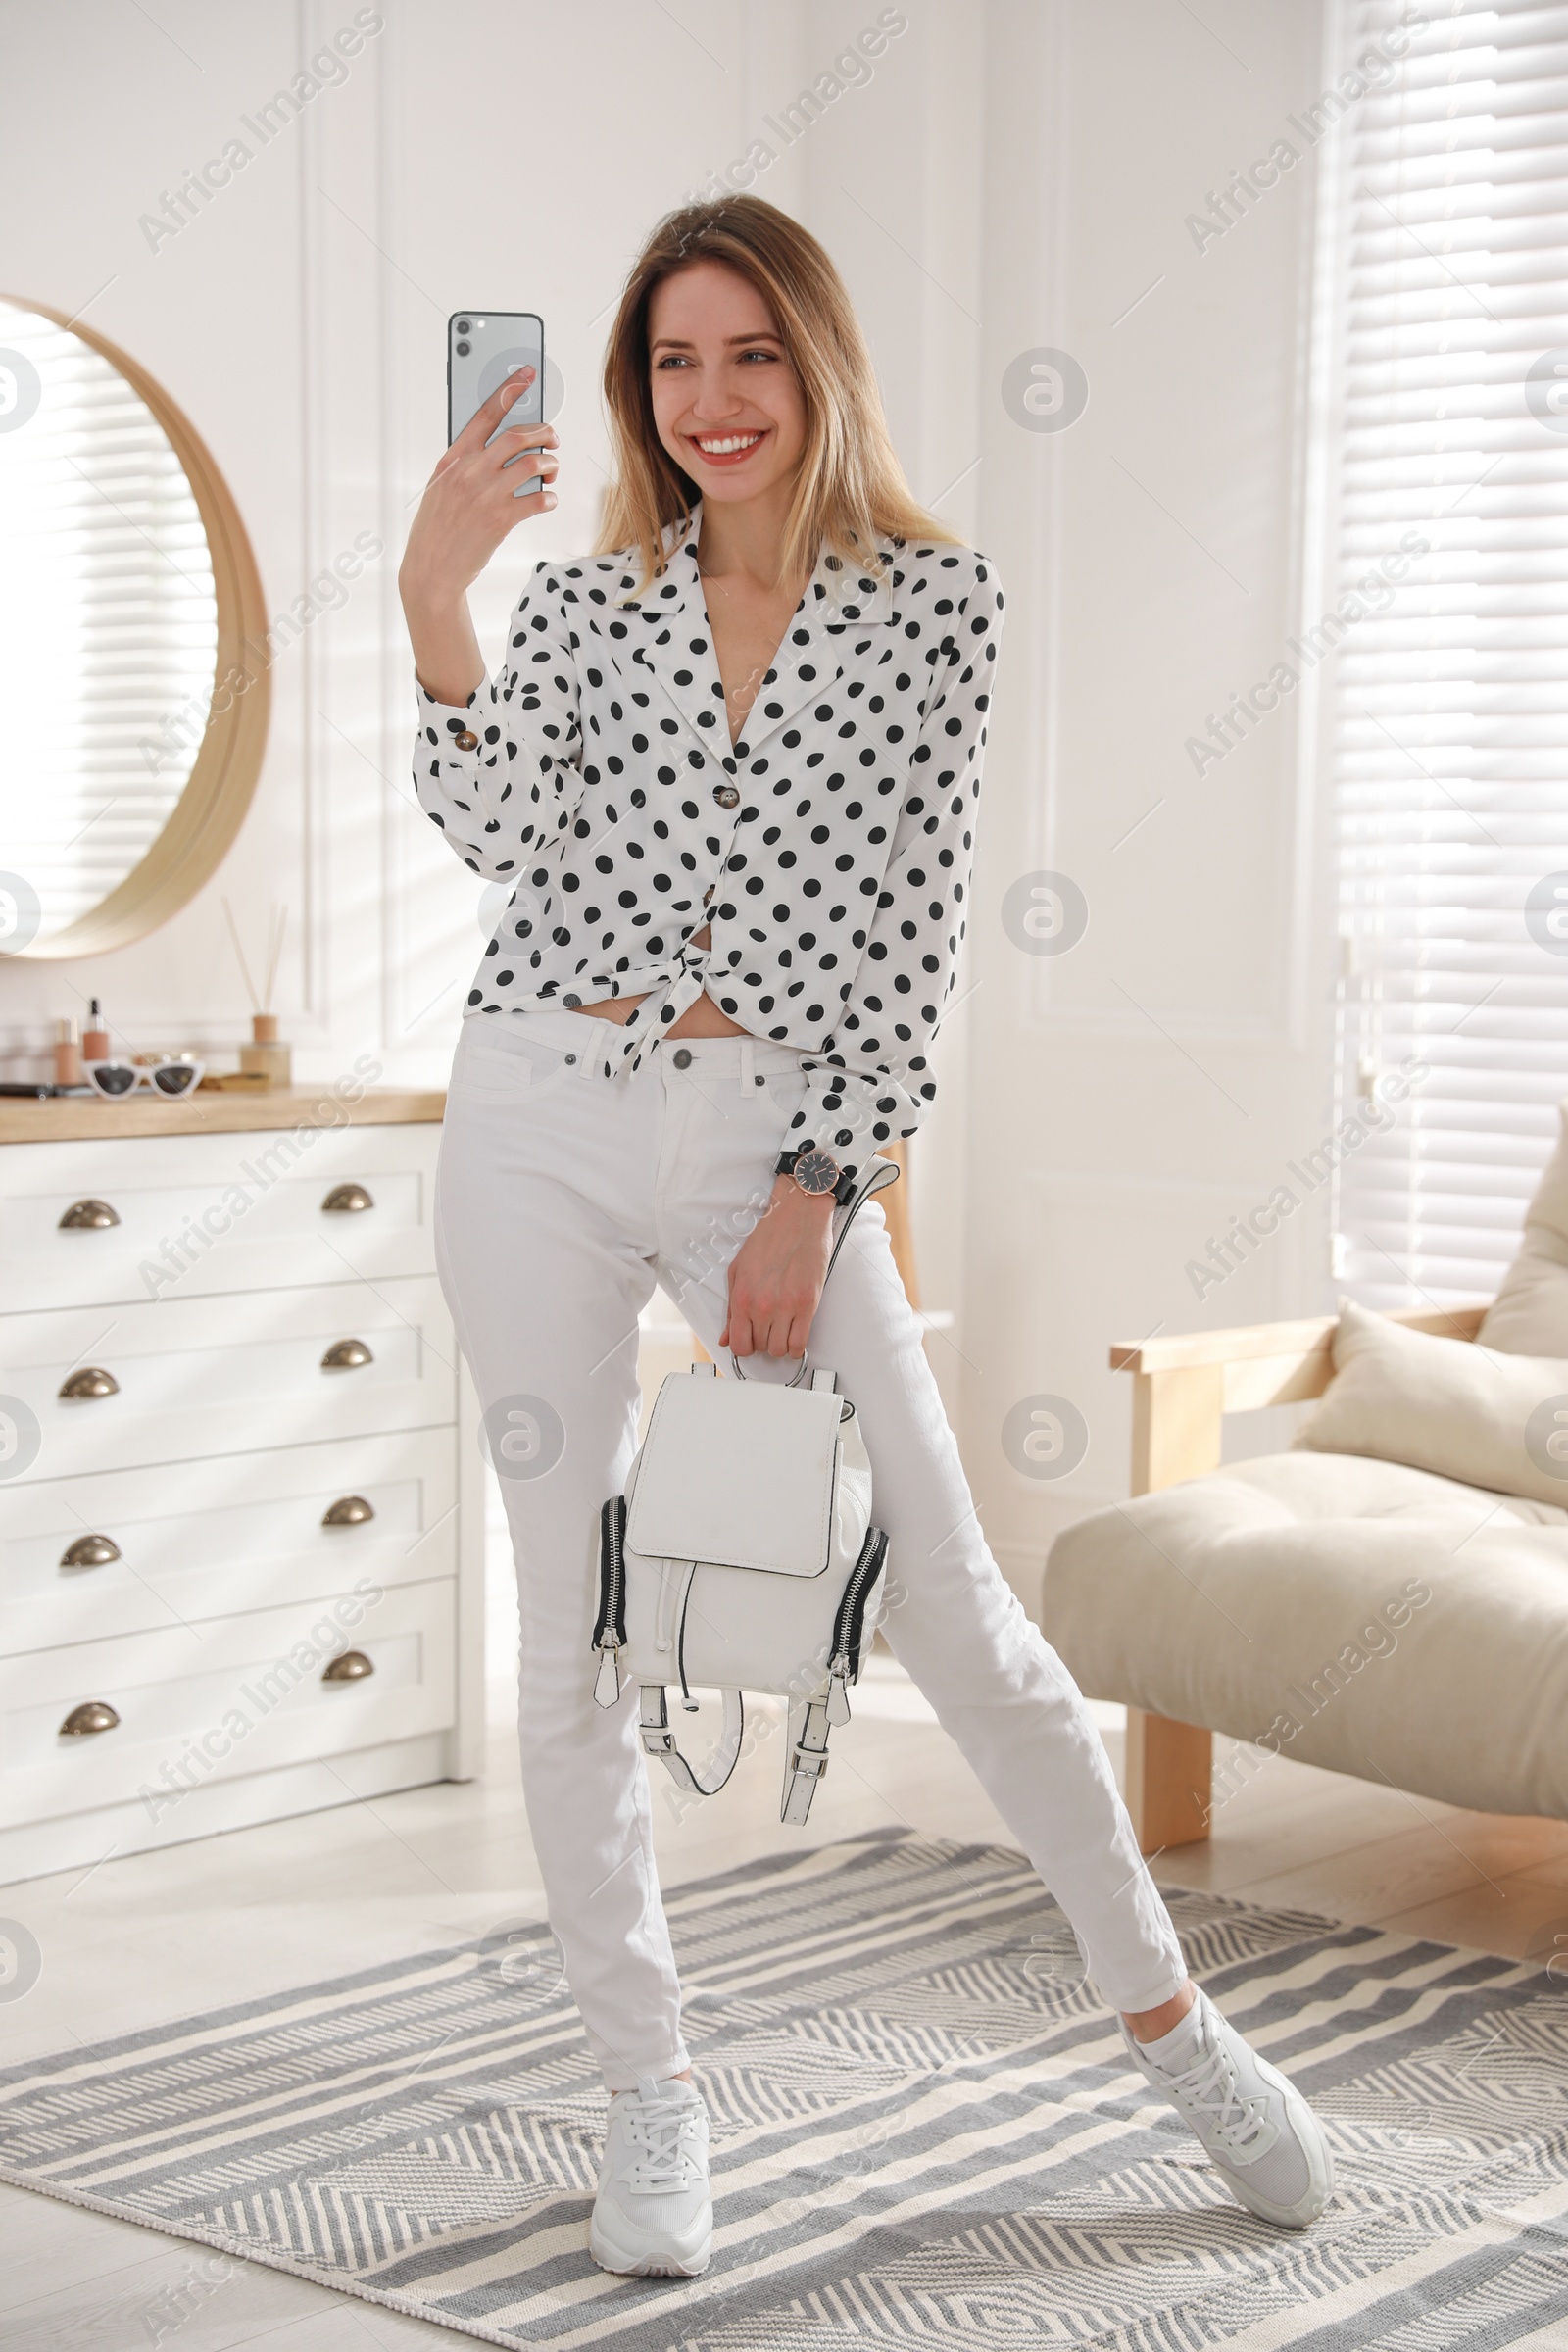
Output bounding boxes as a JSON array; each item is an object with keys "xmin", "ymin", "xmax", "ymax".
[
  {"xmin": 672, "ymin": 1047, "xmax": 693, "ymax": 1069},
  {"xmin": 563, "ymin": 993, "xmax": 581, "ymax": 1008},
  {"xmin": 713, "ymin": 784, "xmax": 740, "ymax": 809},
  {"xmin": 454, "ymin": 729, "xmax": 478, "ymax": 751},
  {"xmin": 564, "ymin": 1053, "xmax": 577, "ymax": 1066}
]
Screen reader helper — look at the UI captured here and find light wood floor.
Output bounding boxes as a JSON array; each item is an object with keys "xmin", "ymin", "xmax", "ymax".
[{"xmin": 4, "ymin": 1547, "xmax": 1566, "ymax": 2348}]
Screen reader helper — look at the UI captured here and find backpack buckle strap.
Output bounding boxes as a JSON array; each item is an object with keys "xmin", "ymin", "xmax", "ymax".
[
  {"xmin": 639, "ymin": 1683, "xmax": 745, "ymax": 1798},
  {"xmin": 639, "ymin": 1683, "xmax": 677, "ymax": 1757},
  {"xmin": 780, "ymin": 1694, "xmax": 832, "ymax": 1825}
]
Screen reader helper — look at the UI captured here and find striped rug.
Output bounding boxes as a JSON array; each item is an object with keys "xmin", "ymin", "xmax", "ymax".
[{"xmin": 2, "ymin": 1828, "xmax": 1567, "ymax": 2349}]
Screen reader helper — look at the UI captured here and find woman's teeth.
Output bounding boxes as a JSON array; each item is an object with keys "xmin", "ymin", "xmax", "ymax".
[{"xmin": 693, "ymin": 432, "xmax": 762, "ymax": 455}]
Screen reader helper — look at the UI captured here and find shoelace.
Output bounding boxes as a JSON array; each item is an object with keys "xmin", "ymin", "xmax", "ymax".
[
  {"xmin": 617, "ymin": 2098, "xmax": 705, "ymax": 2195},
  {"xmin": 1157, "ymin": 2029, "xmax": 1272, "ymax": 2159}
]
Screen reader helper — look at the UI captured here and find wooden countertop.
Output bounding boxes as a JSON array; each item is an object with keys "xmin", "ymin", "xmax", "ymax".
[{"xmin": 0, "ymin": 1085, "xmax": 445, "ymax": 1145}]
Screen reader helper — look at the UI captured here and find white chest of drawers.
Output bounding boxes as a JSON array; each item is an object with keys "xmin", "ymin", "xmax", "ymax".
[{"xmin": 0, "ymin": 1086, "xmax": 483, "ymax": 1886}]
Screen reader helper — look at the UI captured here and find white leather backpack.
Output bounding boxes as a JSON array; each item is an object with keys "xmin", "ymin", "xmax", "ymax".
[{"xmin": 590, "ymin": 1160, "xmax": 899, "ymax": 1824}]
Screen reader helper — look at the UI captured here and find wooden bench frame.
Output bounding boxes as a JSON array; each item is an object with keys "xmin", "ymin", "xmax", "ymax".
[{"xmin": 1108, "ymin": 1299, "xmax": 1490, "ymax": 1854}]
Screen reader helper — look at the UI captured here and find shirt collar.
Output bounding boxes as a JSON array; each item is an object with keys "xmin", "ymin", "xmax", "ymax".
[
  {"xmin": 607, "ymin": 497, "xmax": 902, "ymax": 767},
  {"xmin": 629, "ymin": 496, "xmax": 899, "ymax": 631}
]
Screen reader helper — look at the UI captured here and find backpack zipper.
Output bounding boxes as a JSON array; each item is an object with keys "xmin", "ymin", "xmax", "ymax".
[
  {"xmin": 824, "ymin": 1525, "xmax": 889, "ymax": 1718},
  {"xmin": 593, "ymin": 1496, "xmax": 628, "ymax": 1705}
]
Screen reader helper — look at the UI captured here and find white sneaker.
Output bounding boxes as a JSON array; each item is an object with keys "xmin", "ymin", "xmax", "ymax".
[
  {"xmin": 1119, "ymin": 1984, "xmax": 1334, "ymax": 2229},
  {"xmin": 589, "ymin": 2078, "xmax": 712, "ymax": 2277}
]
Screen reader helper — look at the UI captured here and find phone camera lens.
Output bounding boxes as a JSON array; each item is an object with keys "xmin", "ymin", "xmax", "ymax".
[
  {"xmin": 456, "ymin": 318, "xmax": 471, "ymax": 334},
  {"xmin": 455, "ymin": 340, "xmax": 470, "ymax": 357}
]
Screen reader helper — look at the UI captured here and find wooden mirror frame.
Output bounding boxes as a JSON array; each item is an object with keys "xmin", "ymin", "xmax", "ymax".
[{"xmin": 7, "ymin": 296, "xmax": 270, "ymax": 959}]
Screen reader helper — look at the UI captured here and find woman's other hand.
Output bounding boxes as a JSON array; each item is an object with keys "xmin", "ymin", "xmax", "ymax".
[
  {"xmin": 720, "ymin": 1178, "xmax": 835, "ymax": 1362},
  {"xmin": 398, "ymin": 368, "xmax": 559, "ymax": 706}
]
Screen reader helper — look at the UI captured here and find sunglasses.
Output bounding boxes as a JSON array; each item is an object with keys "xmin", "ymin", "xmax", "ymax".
[{"xmin": 84, "ymin": 1057, "xmax": 205, "ymax": 1100}]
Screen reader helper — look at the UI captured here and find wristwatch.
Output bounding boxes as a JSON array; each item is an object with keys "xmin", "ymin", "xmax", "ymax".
[{"xmin": 775, "ymin": 1147, "xmax": 857, "ymax": 1206}]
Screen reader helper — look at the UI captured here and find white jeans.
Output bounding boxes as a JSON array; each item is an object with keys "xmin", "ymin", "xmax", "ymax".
[{"xmin": 434, "ymin": 1010, "xmax": 1188, "ymax": 2088}]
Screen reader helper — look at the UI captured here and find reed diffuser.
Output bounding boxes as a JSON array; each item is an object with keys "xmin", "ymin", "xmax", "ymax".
[{"xmin": 223, "ymin": 899, "xmax": 291, "ymax": 1088}]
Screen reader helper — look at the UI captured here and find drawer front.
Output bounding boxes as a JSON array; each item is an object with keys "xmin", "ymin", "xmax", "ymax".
[
  {"xmin": 0, "ymin": 1428, "xmax": 457, "ymax": 1654},
  {"xmin": 0, "ymin": 1276, "xmax": 456, "ymax": 1484},
  {"xmin": 0, "ymin": 1577, "xmax": 456, "ymax": 1831},
  {"xmin": 0, "ymin": 1125, "xmax": 442, "ymax": 1309}
]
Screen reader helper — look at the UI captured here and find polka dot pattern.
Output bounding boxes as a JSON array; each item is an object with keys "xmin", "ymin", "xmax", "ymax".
[{"xmin": 414, "ymin": 500, "xmax": 1004, "ymax": 1175}]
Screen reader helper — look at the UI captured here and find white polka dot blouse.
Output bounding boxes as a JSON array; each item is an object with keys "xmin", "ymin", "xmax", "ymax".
[{"xmin": 414, "ymin": 499, "xmax": 1004, "ymax": 1175}]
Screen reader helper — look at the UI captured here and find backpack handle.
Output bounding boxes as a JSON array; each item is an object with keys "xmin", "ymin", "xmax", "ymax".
[{"xmin": 824, "ymin": 1154, "xmax": 902, "ymax": 1286}]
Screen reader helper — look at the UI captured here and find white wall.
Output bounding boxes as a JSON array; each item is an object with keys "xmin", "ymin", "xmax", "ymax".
[
  {"xmin": 964, "ymin": 0, "xmax": 1342, "ymax": 1597},
  {"xmin": 0, "ymin": 0, "xmax": 1340, "ymax": 1609}
]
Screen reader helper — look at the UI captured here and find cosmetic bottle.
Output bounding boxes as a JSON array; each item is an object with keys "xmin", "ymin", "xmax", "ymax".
[
  {"xmin": 54, "ymin": 1016, "xmax": 83, "ymax": 1087},
  {"xmin": 83, "ymin": 999, "xmax": 109, "ymax": 1061}
]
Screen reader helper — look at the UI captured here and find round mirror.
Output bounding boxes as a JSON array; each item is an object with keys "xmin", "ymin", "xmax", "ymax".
[{"xmin": 0, "ymin": 296, "xmax": 269, "ymax": 959}]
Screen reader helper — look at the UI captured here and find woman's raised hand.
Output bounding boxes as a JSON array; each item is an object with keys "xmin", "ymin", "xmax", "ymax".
[{"xmin": 399, "ymin": 368, "xmax": 559, "ymax": 705}]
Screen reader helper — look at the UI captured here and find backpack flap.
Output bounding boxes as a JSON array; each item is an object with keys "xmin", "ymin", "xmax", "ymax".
[{"xmin": 626, "ymin": 1369, "xmax": 847, "ymax": 1577}]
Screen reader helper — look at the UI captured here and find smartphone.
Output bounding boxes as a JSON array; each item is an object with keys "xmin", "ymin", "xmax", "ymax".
[{"xmin": 448, "ymin": 311, "xmax": 545, "ymax": 495}]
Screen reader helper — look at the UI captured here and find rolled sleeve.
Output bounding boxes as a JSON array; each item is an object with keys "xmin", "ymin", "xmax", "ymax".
[{"xmin": 412, "ymin": 560, "xmax": 582, "ymax": 883}]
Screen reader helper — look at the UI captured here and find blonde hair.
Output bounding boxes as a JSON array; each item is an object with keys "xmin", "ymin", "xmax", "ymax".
[{"xmin": 595, "ymin": 194, "xmax": 959, "ymax": 599}]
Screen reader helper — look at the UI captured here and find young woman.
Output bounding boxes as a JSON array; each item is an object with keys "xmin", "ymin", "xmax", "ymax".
[{"xmin": 400, "ymin": 195, "xmax": 1332, "ymax": 2279}]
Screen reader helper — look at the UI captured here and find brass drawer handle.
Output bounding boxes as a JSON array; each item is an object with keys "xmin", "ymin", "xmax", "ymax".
[
  {"xmin": 322, "ymin": 1494, "xmax": 374, "ymax": 1526},
  {"xmin": 322, "ymin": 1649, "xmax": 373, "ymax": 1683},
  {"xmin": 322, "ymin": 1182, "xmax": 374, "ymax": 1214},
  {"xmin": 60, "ymin": 1366, "xmax": 119, "ymax": 1400},
  {"xmin": 59, "ymin": 1199, "xmax": 120, "ymax": 1230},
  {"xmin": 60, "ymin": 1534, "xmax": 121, "ymax": 1569},
  {"xmin": 61, "ymin": 1700, "xmax": 120, "ymax": 1737},
  {"xmin": 320, "ymin": 1338, "xmax": 373, "ymax": 1371}
]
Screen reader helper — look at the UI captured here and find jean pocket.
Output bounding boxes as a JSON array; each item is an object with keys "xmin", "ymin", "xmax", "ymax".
[
  {"xmin": 756, "ymin": 1061, "xmax": 808, "ymax": 1119},
  {"xmin": 450, "ymin": 1021, "xmax": 543, "ymax": 1100}
]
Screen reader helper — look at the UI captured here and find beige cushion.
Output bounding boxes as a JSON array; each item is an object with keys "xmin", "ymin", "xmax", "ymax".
[
  {"xmin": 1295, "ymin": 1298, "xmax": 1568, "ymax": 1510},
  {"xmin": 1482, "ymin": 1098, "xmax": 1568, "ymax": 1354},
  {"xmin": 1042, "ymin": 1452, "xmax": 1568, "ymax": 1817}
]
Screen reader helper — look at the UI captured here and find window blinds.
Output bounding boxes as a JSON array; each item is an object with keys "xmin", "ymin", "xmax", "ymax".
[
  {"xmin": 1329, "ymin": 0, "xmax": 1568, "ymax": 1310},
  {"xmin": 0, "ymin": 299, "xmax": 216, "ymax": 940}
]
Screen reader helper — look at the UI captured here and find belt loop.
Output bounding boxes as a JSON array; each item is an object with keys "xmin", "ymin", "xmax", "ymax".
[{"xmin": 740, "ymin": 1037, "xmax": 755, "ymax": 1096}]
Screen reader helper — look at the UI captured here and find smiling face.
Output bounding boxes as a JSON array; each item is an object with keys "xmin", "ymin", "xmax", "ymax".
[{"xmin": 647, "ymin": 259, "xmax": 808, "ymax": 509}]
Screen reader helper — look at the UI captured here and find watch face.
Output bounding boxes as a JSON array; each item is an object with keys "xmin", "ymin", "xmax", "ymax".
[{"xmin": 793, "ymin": 1149, "xmax": 841, "ymax": 1197}]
